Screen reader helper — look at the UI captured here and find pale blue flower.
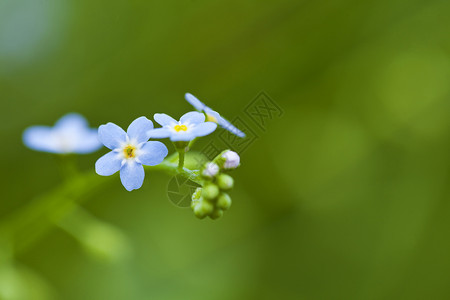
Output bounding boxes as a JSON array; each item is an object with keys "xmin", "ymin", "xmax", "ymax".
[
  {"xmin": 185, "ymin": 93, "xmax": 246, "ymax": 138},
  {"xmin": 23, "ymin": 113, "xmax": 101, "ymax": 154},
  {"xmin": 95, "ymin": 117, "xmax": 168, "ymax": 191},
  {"xmin": 149, "ymin": 111, "xmax": 217, "ymax": 142}
]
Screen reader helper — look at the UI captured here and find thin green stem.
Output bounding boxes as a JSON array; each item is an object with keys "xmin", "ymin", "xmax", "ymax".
[{"xmin": 177, "ymin": 149, "xmax": 185, "ymax": 171}]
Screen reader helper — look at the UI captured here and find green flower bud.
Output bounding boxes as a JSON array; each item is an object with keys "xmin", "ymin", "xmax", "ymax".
[
  {"xmin": 217, "ymin": 174, "xmax": 234, "ymax": 190},
  {"xmin": 216, "ymin": 193, "xmax": 232, "ymax": 210},
  {"xmin": 209, "ymin": 208, "xmax": 223, "ymax": 220},
  {"xmin": 194, "ymin": 200, "xmax": 213, "ymax": 218},
  {"xmin": 191, "ymin": 188, "xmax": 202, "ymax": 210},
  {"xmin": 193, "ymin": 204, "xmax": 207, "ymax": 219},
  {"xmin": 192, "ymin": 187, "xmax": 202, "ymax": 200},
  {"xmin": 191, "ymin": 202, "xmax": 197, "ymax": 210},
  {"xmin": 202, "ymin": 183, "xmax": 219, "ymax": 200}
]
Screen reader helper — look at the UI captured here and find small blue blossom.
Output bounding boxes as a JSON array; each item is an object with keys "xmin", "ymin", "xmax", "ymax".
[
  {"xmin": 95, "ymin": 117, "xmax": 168, "ymax": 191},
  {"xmin": 23, "ymin": 113, "xmax": 102, "ymax": 154},
  {"xmin": 149, "ymin": 111, "xmax": 217, "ymax": 142},
  {"xmin": 185, "ymin": 93, "xmax": 246, "ymax": 138}
]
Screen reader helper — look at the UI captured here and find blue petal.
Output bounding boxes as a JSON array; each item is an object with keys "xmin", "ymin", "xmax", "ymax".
[
  {"xmin": 72, "ymin": 128, "xmax": 102, "ymax": 154},
  {"xmin": 185, "ymin": 93, "xmax": 206, "ymax": 111},
  {"xmin": 54, "ymin": 113, "xmax": 88, "ymax": 130},
  {"xmin": 205, "ymin": 108, "xmax": 246, "ymax": 138},
  {"xmin": 148, "ymin": 128, "xmax": 172, "ymax": 139},
  {"xmin": 120, "ymin": 161, "xmax": 145, "ymax": 191},
  {"xmin": 154, "ymin": 113, "xmax": 177, "ymax": 127},
  {"xmin": 138, "ymin": 141, "xmax": 168, "ymax": 166},
  {"xmin": 95, "ymin": 151, "xmax": 122, "ymax": 176},
  {"xmin": 127, "ymin": 116, "xmax": 154, "ymax": 143},
  {"xmin": 190, "ymin": 122, "xmax": 217, "ymax": 138},
  {"xmin": 170, "ymin": 132, "xmax": 197, "ymax": 142},
  {"xmin": 98, "ymin": 123, "xmax": 127, "ymax": 150},
  {"xmin": 180, "ymin": 111, "xmax": 205, "ymax": 125},
  {"xmin": 23, "ymin": 126, "xmax": 61, "ymax": 153}
]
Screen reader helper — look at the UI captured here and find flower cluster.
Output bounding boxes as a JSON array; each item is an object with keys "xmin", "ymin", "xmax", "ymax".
[
  {"xmin": 190, "ymin": 150, "xmax": 240, "ymax": 220},
  {"xmin": 23, "ymin": 93, "xmax": 245, "ymax": 219}
]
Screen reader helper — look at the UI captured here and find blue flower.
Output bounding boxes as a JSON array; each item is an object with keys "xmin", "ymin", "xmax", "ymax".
[
  {"xmin": 95, "ymin": 117, "xmax": 168, "ymax": 191},
  {"xmin": 23, "ymin": 113, "xmax": 102, "ymax": 154},
  {"xmin": 185, "ymin": 93, "xmax": 246, "ymax": 138},
  {"xmin": 149, "ymin": 111, "xmax": 217, "ymax": 142}
]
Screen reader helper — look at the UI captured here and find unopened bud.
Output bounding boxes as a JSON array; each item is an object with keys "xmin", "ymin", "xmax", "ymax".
[
  {"xmin": 202, "ymin": 162, "xmax": 219, "ymax": 178},
  {"xmin": 209, "ymin": 208, "xmax": 223, "ymax": 220},
  {"xmin": 192, "ymin": 187, "xmax": 202, "ymax": 200},
  {"xmin": 217, "ymin": 193, "xmax": 232, "ymax": 210},
  {"xmin": 202, "ymin": 184, "xmax": 219, "ymax": 200},
  {"xmin": 194, "ymin": 199, "xmax": 213, "ymax": 218},
  {"xmin": 222, "ymin": 150, "xmax": 240, "ymax": 169},
  {"xmin": 217, "ymin": 174, "xmax": 234, "ymax": 190},
  {"xmin": 191, "ymin": 188, "xmax": 202, "ymax": 209}
]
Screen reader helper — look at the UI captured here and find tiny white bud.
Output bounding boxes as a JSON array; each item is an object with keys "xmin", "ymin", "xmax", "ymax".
[
  {"xmin": 202, "ymin": 162, "xmax": 219, "ymax": 178},
  {"xmin": 222, "ymin": 151, "xmax": 240, "ymax": 169}
]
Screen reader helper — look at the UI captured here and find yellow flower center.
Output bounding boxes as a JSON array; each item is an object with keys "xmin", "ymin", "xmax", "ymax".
[
  {"xmin": 123, "ymin": 145, "xmax": 136, "ymax": 158},
  {"xmin": 206, "ymin": 114, "xmax": 218, "ymax": 123},
  {"xmin": 174, "ymin": 124, "xmax": 188, "ymax": 132}
]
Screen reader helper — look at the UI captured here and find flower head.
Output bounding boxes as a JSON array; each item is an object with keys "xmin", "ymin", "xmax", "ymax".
[
  {"xmin": 23, "ymin": 113, "xmax": 102, "ymax": 154},
  {"xmin": 149, "ymin": 111, "xmax": 217, "ymax": 142},
  {"xmin": 185, "ymin": 93, "xmax": 246, "ymax": 138},
  {"xmin": 95, "ymin": 117, "xmax": 168, "ymax": 191}
]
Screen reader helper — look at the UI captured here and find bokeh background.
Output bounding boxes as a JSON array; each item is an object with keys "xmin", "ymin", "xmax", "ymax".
[{"xmin": 1, "ymin": 0, "xmax": 450, "ymax": 299}]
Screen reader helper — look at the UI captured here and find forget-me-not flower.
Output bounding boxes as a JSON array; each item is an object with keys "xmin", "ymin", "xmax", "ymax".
[
  {"xmin": 95, "ymin": 117, "xmax": 168, "ymax": 191},
  {"xmin": 149, "ymin": 111, "xmax": 217, "ymax": 142},
  {"xmin": 185, "ymin": 93, "xmax": 246, "ymax": 138},
  {"xmin": 23, "ymin": 113, "xmax": 102, "ymax": 154}
]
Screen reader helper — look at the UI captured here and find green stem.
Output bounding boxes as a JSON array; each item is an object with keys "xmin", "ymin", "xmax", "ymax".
[
  {"xmin": 56, "ymin": 154, "xmax": 78, "ymax": 179},
  {"xmin": 0, "ymin": 156, "xmax": 201, "ymax": 255},
  {"xmin": 177, "ymin": 149, "xmax": 185, "ymax": 171}
]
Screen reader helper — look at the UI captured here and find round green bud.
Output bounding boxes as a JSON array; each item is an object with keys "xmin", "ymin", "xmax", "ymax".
[
  {"xmin": 217, "ymin": 174, "xmax": 234, "ymax": 190},
  {"xmin": 200, "ymin": 200, "xmax": 214, "ymax": 214},
  {"xmin": 209, "ymin": 208, "xmax": 223, "ymax": 220},
  {"xmin": 193, "ymin": 204, "xmax": 207, "ymax": 219},
  {"xmin": 194, "ymin": 199, "xmax": 214, "ymax": 218},
  {"xmin": 202, "ymin": 184, "xmax": 219, "ymax": 200},
  {"xmin": 216, "ymin": 193, "xmax": 232, "ymax": 210}
]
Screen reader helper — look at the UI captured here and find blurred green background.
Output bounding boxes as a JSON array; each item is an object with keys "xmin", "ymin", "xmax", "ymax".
[{"xmin": 2, "ymin": 0, "xmax": 450, "ymax": 299}]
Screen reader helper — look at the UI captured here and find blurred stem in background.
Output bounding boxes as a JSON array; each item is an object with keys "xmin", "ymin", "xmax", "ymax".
[{"xmin": 0, "ymin": 155, "xmax": 201, "ymax": 258}]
